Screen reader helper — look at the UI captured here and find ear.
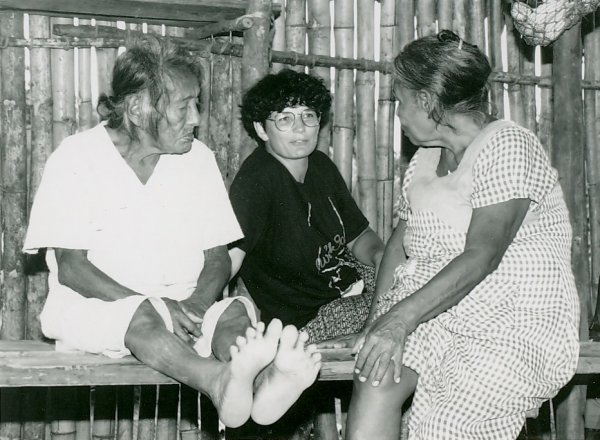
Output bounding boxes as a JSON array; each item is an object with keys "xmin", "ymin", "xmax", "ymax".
[
  {"xmin": 253, "ymin": 121, "xmax": 269, "ymax": 142},
  {"xmin": 416, "ymin": 90, "xmax": 432, "ymax": 113},
  {"xmin": 125, "ymin": 94, "xmax": 144, "ymax": 127}
]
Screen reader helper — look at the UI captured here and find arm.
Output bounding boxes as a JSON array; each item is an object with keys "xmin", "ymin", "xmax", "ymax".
[
  {"xmin": 355, "ymin": 198, "xmax": 530, "ymax": 384},
  {"xmin": 365, "ymin": 220, "xmax": 407, "ymax": 324},
  {"xmin": 181, "ymin": 245, "xmax": 231, "ymax": 317},
  {"xmin": 229, "ymin": 247, "xmax": 246, "ymax": 281},
  {"xmin": 55, "ymin": 248, "xmax": 140, "ymax": 301},
  {"xmin": 55, "ymin": 248, "xmax": 203, "ymax": 343},
  {"xmin": 347, "ymin": 226, "xmax": 385, "ymax": 268}
]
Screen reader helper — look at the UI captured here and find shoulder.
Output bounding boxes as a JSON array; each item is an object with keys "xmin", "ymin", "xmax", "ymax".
[
  {"xmin": 486, "ymin": 122, "xmax": 540, "ymax": 153},
  {"xmin": 47, "ymin": 124, "xmax": 110, "ymax": 169}
]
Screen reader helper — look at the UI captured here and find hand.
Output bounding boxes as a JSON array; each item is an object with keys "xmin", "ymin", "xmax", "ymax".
[
  {"xmin": 353, "ymin": 309, "xmax": 411, "ymax": 387},
  {"xmin": 163, "ymin": 298, "xmax": 203, "ymax": 344}
]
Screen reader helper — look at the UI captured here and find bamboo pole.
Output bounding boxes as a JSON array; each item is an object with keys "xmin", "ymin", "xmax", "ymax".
[
  {"xmin": 416, "ymin": 0, "xmax": 436, "ymax": 38},
  {"xmin": 285, "ymin": 0, "xmax": 306, "ymax": 72},
  {"xmin": 377, "ymin": 0, "xmax": 396, "ymax": 242},
  {"xmin": 25, "ymin": 14, "xmax": 53, "ymax": 440},
  {"xmin": 584, "ymin": 15, "xmax": 600, "ymax": 323},
  {"xmin": 271, "ymin": 0, "xmax": 286, "ymax": 72},
  {"xmin": 452, "ymin": 0, "xmax": 467, "ymax": 38},
  {"xmin": 505, "ymin": 15, "xmax": 525, "ymax": 127},
  {"xmin": 467, "ymin": 0, "xmax": 485, "ymax": 51},
  {"xmin": 0, "ymin": 6, "xmax": 26, "ymax": 418},
  {"xmin": 209, "ymin": 36, "xmax": 233, "ymax": 176},
  {"xmin": 27, "ymin": 14, "xmax": 52, "ymax": 342},
  {"xmin": 488, "ymin": 1, "xmax": 504, "ymax": 118},
  {"xmin": 0, "ymin": 11, "xmax": 27, "ymax": 436},
  {"xmin": 227, "ymin": 35, "xmax": 244, "ymax": 187},
  {"xmin": 396, "ymin": 0, "xmax": 415, "ymax": 50},
  {"xmin": 552, "ymin": 23, "xmax": 589, "ymax": 440},
  {"xmin": 240, "ymin": 0, "xmax": 272, "ymax": 163},
  {"xmin": 307, "ymin": 0, "xmax": 332, "ymax": 154},
  {"xmin": 538, "ymin": 48, "xmax": 553, "ymax": 155},
  {"xmin": 78, "ymin": 19, "xmax": 95, "ymax": 130},
  {"xmin": 117, "ymin": 386, "xmax": 134, "ymax": 440},
  {"xmin": 95, "ymin": 20, "xmax": 118, "ymax": 98},
  {"xmin": 521, "ymin": 43, "xmax": 537, "ymax": 133},
  {"xmin": 332, "ymin": 0, "xmax": 354, "ymax": 187},
  {"xmin": 356, "ymin": 0, "xmax": 377, "ymax": 226},
  {"xmin": 51, "ymin": 17, "xmax": 76, "ymax": 148},
  {"xmin": 183, "ymin": 15, "xmax": 254, "ymax": 40},
  {"xmin": 0, "ymin": 10, "xmax": 27, "ymax": 342},
  {"xmin": 437, "ymin": 0, "xmax": 453, "ymax": 32}
]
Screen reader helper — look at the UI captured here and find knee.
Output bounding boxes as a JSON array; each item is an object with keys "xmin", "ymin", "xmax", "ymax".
[
  {"xmin": 125, "ymin": 300, "xmax": 166, "ymax": 346},
  {"xmin": 219, "ymin": 300, "xmax": 252, "ymax": 327}
]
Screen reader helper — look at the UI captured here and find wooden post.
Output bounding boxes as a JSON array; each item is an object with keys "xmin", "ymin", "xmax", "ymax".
[
  {"xmin": 505, "ymin": 17, "xmax": 525, "ymax": 127},
  {"xmin": 488, "ymin": 0, "xmax": 505, "ymax": 119},
  {"xmin": 228, "ymin": 35, "xmax": 244, "ymax": 186},
  {"xmin": 416, "ymin": 0, "xmax": 436, "ymax": 38},
  {"xmin": 377, "ymin": 0, "xmax": 396, "ymax": 242},
  {"xmin": 78, "ymin": 19, "xmax": 95, "ymax": 130},
  {"xmin": 552, "ymin": 23, "xmax": 590, "ymax": 440},
  {"xmin": 285, "ymin": 0, "xmax": 306, "ymax": 73},
  {"xmin": 437, "ymin": 0, "xmax": 453, "ymax": 31},
  {"xmin": 241, "ymin": 0, "xmax": 272, "ymax": 163},
  {"xmin": 332, "ymin": 0, "xmax": 354, "ymax": 187},
  {"xmin": 271, "ymin": 0, "xmax": 286, "ymax": 73},
  {"xmin": 452, "ymin": 0, "xmax": 467, "ymax": 39},
  {"xmin": 307, "ymin": 0, "xmax": 332, "ymax": 154},
  {"xmin": 538, "ymin": 47, "xmax": 553, "ymax": 155},
  {"xmin": 356, "ymin": 0, "xmax": 377, "ymax": 226},
  {"xmin": 467, "ymin": 0, "xmax": 485, "ymax": 50}
]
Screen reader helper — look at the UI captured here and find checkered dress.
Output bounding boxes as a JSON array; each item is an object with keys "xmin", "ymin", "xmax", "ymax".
[{"xmin": 375, "ymin": 121, "xmax": 580, "ymax": 440}]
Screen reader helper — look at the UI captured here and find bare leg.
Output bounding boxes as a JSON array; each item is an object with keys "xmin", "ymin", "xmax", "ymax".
[
  {"xmin": 251, "ymin": 326, "xmax": 322, "ymax": 425},
  {"xmin": 211, "ymin": 300, "xmax": 253, "ymax": 361},
  {"xmin": 345, "ymin": 366, "xmax": 417, "ymax": 440},
  {"xmin": 125, "ymin": 301, "xmax": 279, "ymax": 428}
]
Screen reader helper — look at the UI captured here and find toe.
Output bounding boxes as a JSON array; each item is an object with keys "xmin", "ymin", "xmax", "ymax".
[
  {"xmin": 264, "ymin": 319, "xmax": 284, "ymax": 341},
  {"xmin": 279, "ymin": 325, "xmax": 299, "ymax": 349}
]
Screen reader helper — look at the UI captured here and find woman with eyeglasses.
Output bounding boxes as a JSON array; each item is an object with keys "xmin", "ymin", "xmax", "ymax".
[
  {"xmin": 228, "ymin": 69, "xmax": 385, "ymax": 346},
  {"xmin": 322, "ymin": 30, "xmax": 579, "ymax": 440}
]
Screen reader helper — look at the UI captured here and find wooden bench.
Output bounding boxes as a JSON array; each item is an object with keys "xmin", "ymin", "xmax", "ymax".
[
  {"xmin": 0, "ymin": 340, "xmax": 355, "ymax": 387},
  {"xmin": 2, "ymin": 340, "xmax": 600, "ymax": 387}
]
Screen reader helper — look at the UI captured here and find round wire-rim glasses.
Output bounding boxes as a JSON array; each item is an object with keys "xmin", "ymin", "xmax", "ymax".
[{"xmin": 267, "ymin": 109, "xmax": 321, "ymax": 132}]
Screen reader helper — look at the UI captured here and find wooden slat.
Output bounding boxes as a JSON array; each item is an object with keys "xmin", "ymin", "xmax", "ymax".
[
  {"xmin": 5, "ymin": 342, "xmax": 600, "ymax": 388},
  {"xmin": 0, "ymin": 0, "xmax": 281, "ymax": 25},
  {"xmin": 0, "ymin": 342, "xmax": 355, "ymax": 387}
]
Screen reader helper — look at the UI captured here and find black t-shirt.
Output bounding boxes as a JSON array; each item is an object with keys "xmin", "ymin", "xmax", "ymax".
[{"xmin": 229, "ymin": 147, "xmax": 369, "ymax": 328}]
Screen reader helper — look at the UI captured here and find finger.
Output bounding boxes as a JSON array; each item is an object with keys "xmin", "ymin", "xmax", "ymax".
[
  {"xmin": 357, "ymin": 344, "xmax": 382, "ymax": 382},
  {"xmin": 179, "ymin": 315, "xmax": 202, "ymax": 338},
  {"xmin": 354, "ymin": 340, "xmax": 377, "ymax": 381},
  {"xmin": 352, "ymin": 333, "xmax": 366, "ymax": 354},
  {"xmin": 393, "ymin": 349, "xmax": 404, "ymax": 384},
  {"xmin": 371, "ymin": 351, "xmax": 393, "ymax": 386},
  {"xmin": 173, "ymin": 325, "xmax": 192, "ymax": 344},
  {"xmin": 178, "ymin": 303, "xmax": 204, "ymax": 324}
]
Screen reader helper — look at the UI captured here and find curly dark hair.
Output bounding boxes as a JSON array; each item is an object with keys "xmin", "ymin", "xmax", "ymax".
[
  {"xmin": 394, "ymin": 30, "xmax": 492, "ymax": 127},
  {"xmin": 240, "ymin": 69, "xmax": 332, "ymax": 142}
]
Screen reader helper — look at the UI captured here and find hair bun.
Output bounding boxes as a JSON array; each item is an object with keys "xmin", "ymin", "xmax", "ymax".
[{"xmin": 437, "ymin": 30, "xmax": 461, "ymax": 43}]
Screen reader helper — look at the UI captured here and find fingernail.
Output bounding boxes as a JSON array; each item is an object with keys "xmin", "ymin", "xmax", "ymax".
[
  {"xmin": 359, "ymin": 376, "xmax": 366, "ymax": 382},
  {"xmin": 372, "ymin": 380, "xmax": 380, "ymax": 387},
  {"xmin": 354, "ymin": 368, "xmax": 360, "ymax": 374},
  {"xmin": 395, "ymin": 377, "xmax": 401, "ymax": 383}
]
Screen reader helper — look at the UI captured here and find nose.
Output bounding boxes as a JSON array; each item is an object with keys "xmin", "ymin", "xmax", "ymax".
[
  {"xmin": 292, "ymin": 115, "xmax": 306, "ymax": 132},
  {"xmin": 187, "ymin": 100, "xmax": 201, "ymax": 126}
]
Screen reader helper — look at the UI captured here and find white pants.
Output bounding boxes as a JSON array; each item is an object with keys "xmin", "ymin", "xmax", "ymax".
[{"xmin": 41, "ymin": 292, "xmax": 257, "ymax": 359}]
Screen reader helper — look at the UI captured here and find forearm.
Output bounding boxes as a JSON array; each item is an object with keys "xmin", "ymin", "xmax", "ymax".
[
  {"xmin": 389, "ymin": 248, "xmax": 498, "ymax": 332},
  {"xmin": 183, "ymin": 245, "xmax": 231, "ymax": 316},
  {"xmin": 55, "ymin": 248, "xmax": 139, "ymax": 301},
  {"xmin": 366, "ymin": 222, "xmax": 407, "ymax": 322},
  {"xmin": 349, "ymin": 227, "xmax": 385, "ymax": 267}
]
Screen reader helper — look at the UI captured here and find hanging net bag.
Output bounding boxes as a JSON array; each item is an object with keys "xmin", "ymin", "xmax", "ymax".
[{"xmin": 511, "ymin": 0, "xmax": 599, "ymax": 46}]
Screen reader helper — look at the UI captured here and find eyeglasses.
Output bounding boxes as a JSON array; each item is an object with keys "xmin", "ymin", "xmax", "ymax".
[{"xmin": 267, "ymin": 109, "xmax": 321, "ymax": 131}]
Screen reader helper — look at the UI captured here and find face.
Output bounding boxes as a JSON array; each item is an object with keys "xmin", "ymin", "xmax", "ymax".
[
  {"xmin": 155, "ymin": 73, "xmax": 201, "ymax": 154},
  {"xmin": 254, "ymin": 105, "xmax": 320, "ymax": 163},
  {"xmin": 393, "ymin": 81, "xmax": 441, "ymax": 146}
]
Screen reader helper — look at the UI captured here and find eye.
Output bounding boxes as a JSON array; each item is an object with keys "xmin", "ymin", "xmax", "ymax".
[
  {"xmin": 303, "ymin": 111, "xmax": 318, "ymax": 121},
  {"xmin": 277, "ymin": 114, "xmax": 294, "ymax": 125}
]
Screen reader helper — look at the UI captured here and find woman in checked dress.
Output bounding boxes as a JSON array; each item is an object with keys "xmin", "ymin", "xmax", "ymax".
[{"xmin": 321, "ymin": 30, "xmax": 580, "ymax": 439}]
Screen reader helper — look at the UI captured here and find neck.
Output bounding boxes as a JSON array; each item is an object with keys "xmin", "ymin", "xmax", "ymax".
[
  {"xmin": 107, "ymin": 127, "xmax": 161, "ymax": 183},
  {"xmin": 441, "ymin": 114, "xmax": 494, "ymax": 164}
]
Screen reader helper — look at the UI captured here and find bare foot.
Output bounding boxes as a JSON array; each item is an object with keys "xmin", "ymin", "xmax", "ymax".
[
  {"xmin": 250, "ymin": 325, "xmax": 322, "ymax": 425},
  {"xmin": 209, "ymin": 319, "xmax": 282, "ymax": 427}
]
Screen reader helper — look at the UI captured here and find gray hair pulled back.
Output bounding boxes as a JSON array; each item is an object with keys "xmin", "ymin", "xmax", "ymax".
[
  {"xmin": 394, "ymin": 30, "xmax": 492, "ymax": 127},
  {"xmin": 97, "ymin": 35, "xmax": 201, "ymax": 140}
]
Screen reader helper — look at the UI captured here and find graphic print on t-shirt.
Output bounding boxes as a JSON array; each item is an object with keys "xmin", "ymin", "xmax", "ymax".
[{"xmin": 314, "ymin": 198, "xmax": 359, "ymax": 295}]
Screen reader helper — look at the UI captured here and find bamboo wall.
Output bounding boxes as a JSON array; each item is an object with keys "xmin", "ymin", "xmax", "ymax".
[{"xmin": 0, "ymin": 1, "xmax": 599, "ymax": 439}]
